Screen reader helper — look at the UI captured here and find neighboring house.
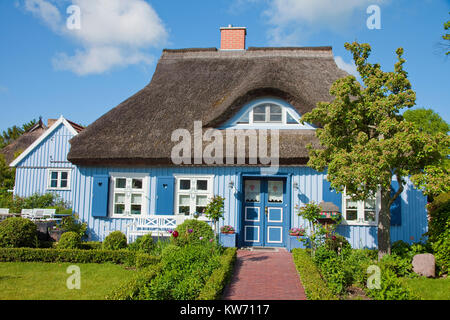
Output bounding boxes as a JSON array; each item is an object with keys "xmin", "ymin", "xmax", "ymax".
[
  {"xmin": 67, "ymin": 26, "xmax": 427, "ymax": 248},
  {"xmin": 1, "ymin": 118, "xmax": 47, "ymax": 166},
  {"xmin": 10, "ymin": 116, "xmax": 84, "ymax": 206}
]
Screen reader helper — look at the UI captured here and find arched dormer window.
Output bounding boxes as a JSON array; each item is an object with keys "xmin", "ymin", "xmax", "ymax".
[{"xmin": 219, "ymin": 98, "xmax": 315, "ymax": 130}]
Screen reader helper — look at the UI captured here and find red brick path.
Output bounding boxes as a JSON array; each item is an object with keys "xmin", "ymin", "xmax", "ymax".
[{"xmin": 222, "ymin": 248, "xmax": 307, "ymax": 300}]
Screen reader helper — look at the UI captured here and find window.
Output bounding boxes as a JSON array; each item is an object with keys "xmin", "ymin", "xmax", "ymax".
[
  {"xmin": 175, "ymin": 175, "xmax": 213, "ymax": 216},
  {"xmin": 47, "ymin": 169, "xmax": 71, "ymax": 190},
  {"xmin": 109, "ymin": 173, "xmax": 148, "ymax": 218},
  {"xmin": 342, "ymin": 191, "xmax": 379, "ymax": 225}
]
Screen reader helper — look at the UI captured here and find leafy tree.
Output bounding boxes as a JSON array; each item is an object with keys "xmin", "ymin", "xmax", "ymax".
[
  {"xmin": 0, "ymin": 119, "xmax": 37, "ymax": 149},
  {"xmin": 403, "ymin": 108, "xmax": 449, "ymax": 198},
  {"xmin": 0, "ymin": 154, "xmax": 15, "ymax": 195},
  {"xmin": 301, "ymin": 42, "xmax": 449, "ymax": 259},
  {"xmin": 403, "ymin": 108, "xmax": 449, "ymax": 135},
  {"xmin": 443, "ymin": 14, "xmax": 450, "ymax": 56}
]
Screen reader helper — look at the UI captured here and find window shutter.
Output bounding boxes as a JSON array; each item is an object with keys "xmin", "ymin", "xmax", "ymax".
[
  {"xmin": 92, "ymin": 175, "xmax": 109, "ymax": 218},
  {"xmin": 390, "ymin": 180, "xmax": 402, "ymax": 226},
  {"xmin": 322, "ymin": 178, "xmax": 342, "ymax": 212},
  {"xmin": 155, "ymin": 176, "xmax": 175, "ymax": 215}
]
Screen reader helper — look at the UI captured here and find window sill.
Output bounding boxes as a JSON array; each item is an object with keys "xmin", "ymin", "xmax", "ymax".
[
  {"xmin": 340, "ymin": 221, "xmax": 377, "ymax": 227},
  {"xmin": 47, "ymin": 188, "xmax": 71, "ymax": 191}
]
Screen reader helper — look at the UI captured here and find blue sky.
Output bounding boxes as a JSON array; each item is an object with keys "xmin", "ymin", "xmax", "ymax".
[{"xmin": 0, "ymin": 0, "xmax": 449, "ymax": 131}]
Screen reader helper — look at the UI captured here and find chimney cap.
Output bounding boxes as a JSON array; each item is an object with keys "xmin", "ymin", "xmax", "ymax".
[{"xmin": 220, "ymin": 25, "xmax": 247, "ymax": 33}]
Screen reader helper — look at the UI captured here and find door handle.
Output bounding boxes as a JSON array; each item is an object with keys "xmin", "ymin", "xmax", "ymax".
[{"xmin": 265, "ymin": 206, "xmax": 268, "ymax": 215}]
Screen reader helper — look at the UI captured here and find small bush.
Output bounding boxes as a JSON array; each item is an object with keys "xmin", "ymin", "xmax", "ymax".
[
  {"xmin": 292, "ymin": 249, "xmax": 337, "ymax": 300},
  {"xmin": 367, "ymin": 268, "xmax": 419, "ymax": 300},
  {"xmin": 378, "ymin": 254, "xmax": 412, "ymax": 277},
  {"xmin": 56, "ymin": 231, "xmax": 81, "ymax": 249},
  {"xmin": 103, "ymin": 231, "xmax": 127, "ymax": 250},
  {"xmin": 197, "ymin": 247, "xmax": 237, "ymax": 300},
  {"xmin": 128, "ymin": 234, "xmax": 155, "ymax": 254},
  {"xmin": 57, "ymin": 213, "xmax": 87, "ymax": 239},
  {"xmin": 0, "ymin": 217, "xmax": 38, "ymax": 248},
  {"xmin": 431, "ymin": 220, "xmax": 450, "ymax": 275},
  {"xmin": 391, "ymin": 240, "xmax": 411, "ymax": 257},
  {"xmin": 171, "ymin": 219, "xmax": 215, "ymax": 247},
  {"xmin": 325, "ymin": 234, "xmax": 351, "ymax": 253}
]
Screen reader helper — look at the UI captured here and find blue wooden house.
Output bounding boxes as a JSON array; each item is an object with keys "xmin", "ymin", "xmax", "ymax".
[
  {"xmin": 10, "ymin": 116, "xmax": 84, "ymax": 206},
  {"xmin": 65, "ymin": 26, "xmax": 427, "ymax": 248}
]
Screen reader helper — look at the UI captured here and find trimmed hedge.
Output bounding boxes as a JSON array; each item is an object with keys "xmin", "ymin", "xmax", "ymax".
[
  {"xmin": 106, "ymin": 263, "xmax": 163, "ymax": 300},
  {"xmin": 0, "ymin": 247, "xmax": 159, "ymax": 267},
  {"xmin": 197, "ymin": 247, "xmax": 237, "ymax": 300},
  {"xmin": 292, "ymin": 248, "xmax": 337, "ymax": 300}
]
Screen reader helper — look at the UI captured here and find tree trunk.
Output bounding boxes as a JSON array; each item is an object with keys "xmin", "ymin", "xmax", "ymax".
[{"xmin": 378, "ymin": 188, "xmax": 391, "ymax": 260}]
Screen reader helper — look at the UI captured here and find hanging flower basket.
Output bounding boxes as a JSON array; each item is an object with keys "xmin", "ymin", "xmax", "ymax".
[{"xmin": 289, "ymin": 227, "xmax": 305, "ymax": 237}]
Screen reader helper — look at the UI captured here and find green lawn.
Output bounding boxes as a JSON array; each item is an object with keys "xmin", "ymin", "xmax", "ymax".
[
  {"xmin": 0, "ymin": 262, "xmax": 136, "ymax": 300},
  {"xmin": 401, "ymin": 276, "xmax": 450, "ymax": 300}
]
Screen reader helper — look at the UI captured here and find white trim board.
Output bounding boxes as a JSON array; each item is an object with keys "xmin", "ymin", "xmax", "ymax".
[{"xmin": 10, "ymin": 116, "xmax": 79, "ymax": 167}]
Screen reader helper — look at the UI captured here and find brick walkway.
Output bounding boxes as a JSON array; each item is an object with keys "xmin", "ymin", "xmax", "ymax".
[{"xmin": 222, "ymin": 248, "xmax": 307, "ymax": 300}]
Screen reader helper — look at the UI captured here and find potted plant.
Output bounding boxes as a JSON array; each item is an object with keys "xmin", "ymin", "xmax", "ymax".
[
  {"xmin": 289, "ymin": 227, "xmax": 305, "ymax": 236},
  {"xmin": 220, "ymin": 225, "xmax": 235, "ymax": 234}
]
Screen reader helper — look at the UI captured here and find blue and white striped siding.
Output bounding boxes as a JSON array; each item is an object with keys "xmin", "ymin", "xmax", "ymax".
[
  {"xmin": 73, "ymin": 166, "xmax": 325, "ymax": 241},
  {"xmin": 335, "ymin": 177, "xmax": 428, "ymax": 249},
  {"xmin": 13, "ymin": 123, "xmax": 79, "ymax": 205},
  {"xmin": 72, "ymin": 165, "xmax": 427, "ymax": 247}
]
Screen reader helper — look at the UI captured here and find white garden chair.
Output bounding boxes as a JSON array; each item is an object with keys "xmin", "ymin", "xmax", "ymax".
[
  {"xmin": 31, "ymin": 209, "xmax": 45, "ymax": 220},
  {"xmin": 21, "ymin": 209, "xmax": 33, "ymax": 219},
  {"xmin": 0, "ymin": 208, "xmax": 9, "ymax": 214},
  {"xmin": 42, "ymin": 208, "xmax": 56, "ymax": 220}
]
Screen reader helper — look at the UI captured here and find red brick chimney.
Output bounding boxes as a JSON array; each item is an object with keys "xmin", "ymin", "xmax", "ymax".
[{"xmin": 220, "ymin": 25, "xmax": 247, "ymax": 50}]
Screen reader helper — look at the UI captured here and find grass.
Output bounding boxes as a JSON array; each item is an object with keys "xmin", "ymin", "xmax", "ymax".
[
  {"xmin": 0, "ymin": 262, "xmax": 136, "ymax": 300},
  {"xmin": 401, "ymin": 276, "xmax": 450, "ymax": 300}
]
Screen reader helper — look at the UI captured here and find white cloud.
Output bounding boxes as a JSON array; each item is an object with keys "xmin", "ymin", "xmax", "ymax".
[
  {"xmin": 239, "ymin": 0, "xmax": 388, "ymax": 45},
  {"xmin": 22, "ymin": 0, "xmax": 168, "ymax": 75},
  {"xmin": 334, "ymin": 56, "xmax": 358, "ymax": 77}
]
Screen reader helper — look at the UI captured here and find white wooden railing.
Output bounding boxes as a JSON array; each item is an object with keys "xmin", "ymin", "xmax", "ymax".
[{"xmin": 126, "ymin": 215, "xmax": 212, "ymax": 243}]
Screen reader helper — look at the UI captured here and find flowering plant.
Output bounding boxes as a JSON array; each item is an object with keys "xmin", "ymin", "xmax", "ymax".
[
  {"xmin": 220, "ymin": 225, "xmax": 235, "ymax": 234},
  {"xmin": 289, "ymin": 227, "xmax": 305, "ymax": 236}
]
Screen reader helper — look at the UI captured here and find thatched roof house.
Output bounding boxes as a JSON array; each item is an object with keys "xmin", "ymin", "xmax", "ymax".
[
  {"xmin": 1, "ymin": 119, "xmax": 47, "ymax": 165},
  {"xmin": 68, "ymin": 45, "xmax": 347, "ymax": 166}
]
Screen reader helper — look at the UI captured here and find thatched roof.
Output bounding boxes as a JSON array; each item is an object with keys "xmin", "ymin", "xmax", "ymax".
[
  {"xmin": 68, "ymin": 46, "xmax": 348, "ymax": 166},
  {"xmin": 1, "ymin": 120, "xmax": 47, "ymax": 165}
]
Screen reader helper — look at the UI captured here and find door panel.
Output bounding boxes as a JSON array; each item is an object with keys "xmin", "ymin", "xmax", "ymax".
[{"xmin": 242, "ymin": 178, "xmax": 288, "ymax": 247}]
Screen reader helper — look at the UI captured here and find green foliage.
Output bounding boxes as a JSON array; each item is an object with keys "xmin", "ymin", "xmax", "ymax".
[
  {"xmin": 128, "ymin": 234, "xmax": 155, "ymax": 254},
  {"xmin": 292, "ymin": 248, "xmax": 337, "ymax": 300},
  {"xmin": 0, "ymin": 193, "xmax": 70, "ymax": 214},
  {"xmin": 443, "ymin": 14, "xmax": 450, "ymax": 56},
  {"xmin": 106, "ymin": 263, "xmax": 163, "ymax": 300},
  {"xmin": 57, "ymin": 213, "xmax": 87, "ymax": 239},
  {"xmin": 403, "ymin": 108, "xmax": 449, "ymax": 136},
  {"xmin": 0, "ymin": 247, "xmax": 160, "ymax": 266},
  {"xmin": 301, "ymin": 41, "xmax": 449, "ymax": 256},
  {"xmin": 0, "ymin": 154, "xmax": 15, "ymax": 195},
  {"xmin": 431, "ymin": 220, "xmax": 450, "ymax": 275},
  {"xmin": 325, "ymin": 234, "xmax": 351, "ymax": 253},
  {"xmin": 378, "ymin": 254, "xmax": 413, "ymax": 277},
  {"xmin": 142, "ymin": 244, "xmax": 222, "ymax": 300},
  {"xmin": 367, "ymin": 268, "xmax": 419, "ymax": 300},
  {"xmin": 171, "ymin": 219, "xmax": 215, "ymax": 247},
  {"xmin": 102, "ymin": 231, "xmax": 128, "ymax": 250},
  {"xmin": 0, "ymin": 118, "xmax": 37, "ymax": 149},
  {"xmin": 197, "ymin": 247, "xmax": 237, "ymax": 300},
  {"xmin": 56, "ymin": 231, "xmax": 81, "ymax": 249},
  {"xmin": 0, "ymin": 217, "xmax": 38, "ymax": 248},
  {"xmin": 426, "ymin": 192, "xmax": 450, "ymax": 242},
  {"xmin": 297, "ymin": 202, "xmax": 327, "ymax": 254},
  {"xmin": 203, "ymin": 195, "xmax": 225, "ymax": 235}
]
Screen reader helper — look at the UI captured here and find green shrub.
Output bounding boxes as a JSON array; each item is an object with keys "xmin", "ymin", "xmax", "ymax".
[
  {"xmin": 431, "ymin": 220, "xmax": 450, "ymax": 275},
  {"xmin": 143, "ymin": 244, "xmax": 222, "ymax": 300},
  {"xmin": 106, "ymin": 263, "xmax": 163, "ymax": 300},
  {"xmin": 57, "ymin": 213, "xmax": 87, "ymax": 239},
  {"xmin": 80, "ymin": 241, "xmax": 103, "ymax": 250},
  {"xmin": 292, "ymin": 248, "xmax": 337, "ymax": 300},
  {"xmin": 56, "ymin": 231, "xmax": 81, "ymax": 249},
  {"xmin": 319, "ymin": 255, "xmax": 352, "ymax": 296},
  {"xmin": 171, "ymin": 219, "xmax": 215, "ymax": 247},
  {"xmin": 341, "ymin": 249, "xmax": 377, "ymax": 287},
  {"xmin": 426, "ymin": 192, "xmax": 450, "ymax": 242},
  {"xmin": 197, "ymin": 247, "xmax": 237, "ymax": 300},
  {"xmin": 0, "ymin": 247, "xmax": 160, "ymax": 266},
  {"xmin": 103, "ymin": 231, "xmax": 128, "ymax": 250},
  {"xmin": 378, "ymin": 254, "xmax": 412, "ymax": 277},
  {"xmin": 367, "ymin": 268, "xmax": 419, "ymax": 300},
  {"xmin": 391, "ymin": 240, "xmax": 411, "ymax": 257},
  {"xmin": 0, "ymin": 217, "xmax": 38, "ymax": 248},
  {"xmin": 325, "ymin": 234, "xmax": 351, "ymax": 253},
  {"xmin": 128, "ymin": 234, "xmax": 155, "ymax": 254}
]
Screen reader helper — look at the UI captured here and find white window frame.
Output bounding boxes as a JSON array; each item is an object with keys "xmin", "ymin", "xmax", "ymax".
[
  {"xmin": 109, "ymin": 172, "xmax": 149, "ymax": 218},
  {"xmin": 341, "ymin": 190, "xmax": 380, "ymax": 226},
  {"xmin": 238, "ymin": 102, "xmax": 300, "ymax": 126},
  {"xmin": 47, "ymin": 169, "xmax": 71, "ymax": 190},
  {"xmin": 174, "ymin": 175, "xmax": 214, "ymax": 216}
]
